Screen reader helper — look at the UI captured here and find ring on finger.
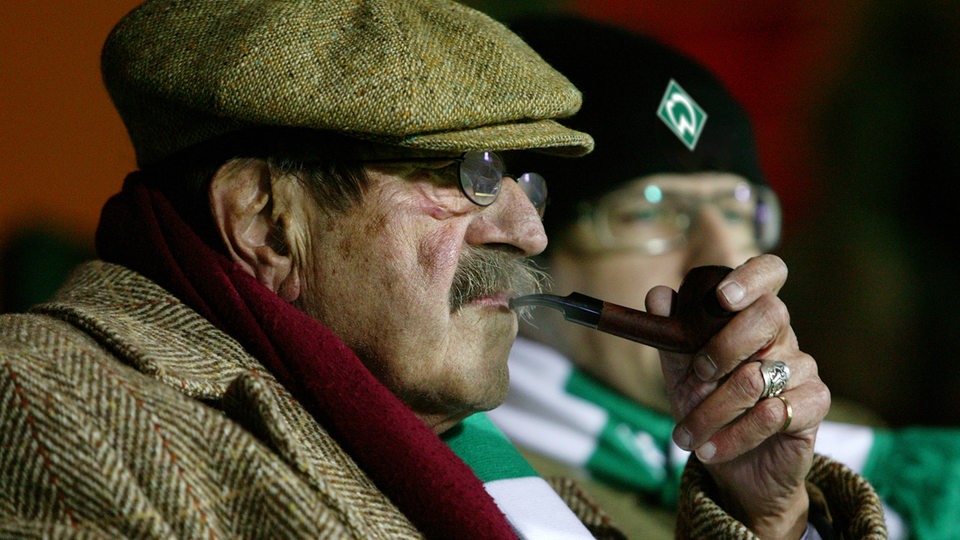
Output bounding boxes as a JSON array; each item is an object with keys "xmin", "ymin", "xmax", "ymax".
[
  {"xmin": 758, "ymin": 359, "xmax": 790, "ymax": 398},
  {"xmin": 774, "ymin": 395, "xmax": 793, "ymax": 432}
]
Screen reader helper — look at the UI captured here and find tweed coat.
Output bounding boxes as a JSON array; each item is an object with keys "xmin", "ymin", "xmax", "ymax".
[{"xmin": 0, "ymin": 261, "xmax": 885, "ymax": 538}]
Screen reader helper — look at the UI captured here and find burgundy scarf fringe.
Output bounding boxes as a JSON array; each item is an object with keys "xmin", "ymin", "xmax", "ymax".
[{"xmin": 95, "ymin": 175, "xmax": 516, "ymax": 539}]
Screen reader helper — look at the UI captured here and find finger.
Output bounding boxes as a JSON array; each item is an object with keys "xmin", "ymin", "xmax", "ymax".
[
  {"xmin": 645, "ymin": 286, "xmax": 708, "ymax": 418},
  {"xmin": 691, "ymin": 380, "xmax": 830, "ymax": 464},
  {"xmin": 666, "ymin": 376, "xmax": 717, "ymax": 424},
  {"xmin": 672, "ymin": 353, "xmax": 819, "ymax": 453},
  {"xmin": 645, "ymin": 285, "xmax": 675, "ymax": 317},
  {"xmin": 695, "ymin": 293, "xmax": 794, "ymax": 382},
  {"xmin": 715, "ymin": 254, "xmax": 788, "ymax": 312}
]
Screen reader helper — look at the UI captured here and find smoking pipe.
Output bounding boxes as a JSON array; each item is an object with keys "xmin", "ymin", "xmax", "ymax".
[{"xmin": 509, "ymin": 265, "xmax": 734, "ymax": 354}]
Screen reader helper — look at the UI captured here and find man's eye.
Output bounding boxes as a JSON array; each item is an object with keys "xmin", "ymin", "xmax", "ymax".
[
  {"xmin": 722, "ymin": 210, "xmax": 752, "ymax": 224},
  {"xmin": 715, "ymin": 201, "xmax": 755, "ymax": 224},
  {"xmin": 612, "ymin": 207, "xmax": 663, "ymax": 225}
]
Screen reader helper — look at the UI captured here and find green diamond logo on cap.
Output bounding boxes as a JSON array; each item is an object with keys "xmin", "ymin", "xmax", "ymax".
[{"xmin": 657, "ymin": 79, "xmax": 708, "ymax": 150}]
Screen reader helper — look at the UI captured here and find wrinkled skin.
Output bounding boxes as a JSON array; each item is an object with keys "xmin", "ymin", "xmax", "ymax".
[
  {"xmin": 648, "ymin": 254, "xmax": 826, "ymax": 539},
  {"xmin": 211, "ymin": 156, "xmax": 547, "ymax": 434}
]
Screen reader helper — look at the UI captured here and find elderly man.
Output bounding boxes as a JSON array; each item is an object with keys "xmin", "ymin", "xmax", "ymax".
[{"xmin": 0, "ymin": 1, "xmax": 882, "ymax": 538}]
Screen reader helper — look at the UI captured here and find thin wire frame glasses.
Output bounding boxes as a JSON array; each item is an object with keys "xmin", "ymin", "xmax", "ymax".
[{"xmin": 364, "ymin": 150, "xmax": 548, "ymax": 217}]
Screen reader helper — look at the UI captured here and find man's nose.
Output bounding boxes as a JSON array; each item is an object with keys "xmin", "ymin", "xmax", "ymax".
[
  {"xmin": 464, "ymin": 177, "xmax": 547, "ymax": 256},
  {"xmin": 683, "ymin": 207, "xmax": 755, "ymax": 269}
]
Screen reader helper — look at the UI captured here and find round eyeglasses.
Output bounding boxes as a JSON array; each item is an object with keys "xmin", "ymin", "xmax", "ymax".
[
  {"xmin": 365, "ymin": 151, "xmax": 548, "ymax": 217},
  {"xmin": 577, "ymin": 180, "xmax": 781, "ymax": 255}
]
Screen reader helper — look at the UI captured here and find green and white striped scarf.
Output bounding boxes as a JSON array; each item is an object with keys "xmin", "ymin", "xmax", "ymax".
[
  {"xmin": 489, "ymin": 337, "xmax": 960, "ymax": 540},
  {"xmin": 487, "ymin": 338, "xmax": 688, "ymax": 507},
  {"xmin": 443, "ymin": 413, "xmax": 596, "ymax": 539}
]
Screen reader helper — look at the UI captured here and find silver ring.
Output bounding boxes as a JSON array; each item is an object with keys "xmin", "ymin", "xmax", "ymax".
[{"xmin": 758, "ymin": 359, "xmax": 790, "ymax": 398}]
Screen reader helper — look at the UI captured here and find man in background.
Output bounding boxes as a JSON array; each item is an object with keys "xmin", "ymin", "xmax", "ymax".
[{"xmin": 490, "ymin": 14, "xmax": 955, "ymax": 539}]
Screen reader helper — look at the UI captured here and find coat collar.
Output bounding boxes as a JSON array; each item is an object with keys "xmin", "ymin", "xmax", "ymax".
[
  {"xmin": 35, "ymin": 260, "xmax": 264, "ymax": 401},
  {"xmin": 31, "ymin": 260, "xmax": 420, "ymax": 535}
]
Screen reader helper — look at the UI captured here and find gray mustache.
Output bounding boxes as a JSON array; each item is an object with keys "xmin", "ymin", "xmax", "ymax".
[{"xmin": 450, "ymin": 248, "xmax": 549, "ymax": 318}]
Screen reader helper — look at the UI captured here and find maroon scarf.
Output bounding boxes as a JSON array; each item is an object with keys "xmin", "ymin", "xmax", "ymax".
[{"xmin": 95, "ymin": 175, "xmax": 516, "ymax": 539}]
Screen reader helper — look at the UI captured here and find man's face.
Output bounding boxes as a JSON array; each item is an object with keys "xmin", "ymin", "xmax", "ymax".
[
  {"xmin": 290, "ymin": 156, "xmax": 547, "ymax": 432},
  {"xmin": 545, "ymin": 173, "xmax": 764, "ymax": 412}
]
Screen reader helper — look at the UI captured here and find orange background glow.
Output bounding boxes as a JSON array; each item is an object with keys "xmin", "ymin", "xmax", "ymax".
[{"xmin": 0, "ymin": 2, "xmax": 142, "ymax": 249}]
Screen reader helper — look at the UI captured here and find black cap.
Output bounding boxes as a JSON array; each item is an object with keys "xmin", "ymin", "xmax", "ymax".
[{"xmin": 510, "ymin": 15, "xmax": 767, "ymax": 240}]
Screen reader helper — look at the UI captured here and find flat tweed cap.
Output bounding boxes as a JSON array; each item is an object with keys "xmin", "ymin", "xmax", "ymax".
[{"xmin": 102, "ymin": 0, "xmax": 594, "ymax": 168}]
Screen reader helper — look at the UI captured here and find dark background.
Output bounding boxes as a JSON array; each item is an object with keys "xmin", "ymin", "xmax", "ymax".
[{"xmin": 3, "ymin": 1, "xmax": 959, "ymax": 427}]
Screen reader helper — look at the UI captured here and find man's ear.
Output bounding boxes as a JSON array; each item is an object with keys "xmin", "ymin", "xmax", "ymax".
[{"xmin": 209, "ymin": 159, "xmax": 301, "ymax": 302}]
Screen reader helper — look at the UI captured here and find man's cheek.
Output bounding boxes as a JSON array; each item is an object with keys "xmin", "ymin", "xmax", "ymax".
[{"xmin": 417, "ymin": 226, "xmax": 463, "ymax": 291}]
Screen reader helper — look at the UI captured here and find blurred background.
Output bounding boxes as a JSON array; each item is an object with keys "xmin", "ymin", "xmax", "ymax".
[{"xmin": 2, "ymin": 1, "xmax": 959, "ymax": 428}]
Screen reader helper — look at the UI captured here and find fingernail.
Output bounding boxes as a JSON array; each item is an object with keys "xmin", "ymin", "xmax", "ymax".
[
  {"xmin": 719, "ymin": 281, "xmax": 744, "ymax": 305},
  {"xmin": 694, "ymin": 353, "xmax": 717, "ymax": 381},
  {"xmin": 675, "ymin": 426, "xmax": 692, "ymax": 450},
  {"xmin": 696, "ymin": 442, "xmax": 716, "ymax": 461}
]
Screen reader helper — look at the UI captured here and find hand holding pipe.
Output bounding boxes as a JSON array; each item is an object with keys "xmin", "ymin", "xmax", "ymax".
[{"xmin": 509, "ymin": 265, "xmax": 734, "ymax": 354}]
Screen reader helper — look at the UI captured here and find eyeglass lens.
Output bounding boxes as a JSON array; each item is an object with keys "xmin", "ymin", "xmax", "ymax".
[
  {"xmin": 515, "ymin": 173, "xmax": 548, "ymax": 216},
  {"xmin": 460, "ymin": 151, "xmax": 503, "ymax": 206},
  {"xmin": 459, "ymin": 151, "xmax": 547, "ymax": 217},
  {"xmin": 593, "ymin": 182, "xmax": 780, "ymax": 253}
]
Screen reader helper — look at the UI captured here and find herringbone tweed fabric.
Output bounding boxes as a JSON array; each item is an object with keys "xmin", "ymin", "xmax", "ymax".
[
  {"xmin": 677, "ymin": 454, "xmax": 888, "ymax": 539},
  {"xmin": 0, "ymin": 261, "xmax": 420, "ymax": 538},
  {"xmin": 545, "ymin": 477, "xmax": 627, "ymax": 540}
]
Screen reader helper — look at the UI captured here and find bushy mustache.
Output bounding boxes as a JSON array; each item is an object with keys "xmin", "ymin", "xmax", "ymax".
[{"xmin": 450, "ymin": 247, "xmax": 549, "ymax": 320}]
